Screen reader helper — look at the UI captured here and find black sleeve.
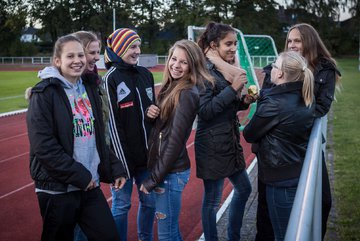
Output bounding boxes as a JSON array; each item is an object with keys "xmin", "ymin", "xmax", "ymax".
[
  {"xmin": 314, "ymin": 70, "xmax": 336, "ymax": 117},
  {"xmin": 104, "ymin": 73, "xmax": 130, "ymax": 173},
  {"xmin": 243, "ymin": 97, "xmax": 279, "ymax": 143}
]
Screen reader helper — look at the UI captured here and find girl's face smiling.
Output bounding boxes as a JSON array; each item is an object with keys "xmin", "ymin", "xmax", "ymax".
[
  {"xmin": 85, "ymin": 41, "xmax": 100, "ymax": 72},
  {"xmin": 168, "ymin": 47, "xmax": 189, "ymax": 80},
  {"xmin": 54, "ymin": 41, "xmax": 86, "ymax": 84},
  {"xmin": 287, "ymin": 28, "xmax": 304, "ymax": 55},
  {"xmin": 214, "ymin": 32, "xmax": 237, "ymax": 63}
]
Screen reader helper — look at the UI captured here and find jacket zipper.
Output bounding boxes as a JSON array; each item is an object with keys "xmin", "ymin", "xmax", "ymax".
[{"xmin": 158, "ymin": 132, "xmax": 163, "ymax": 154}]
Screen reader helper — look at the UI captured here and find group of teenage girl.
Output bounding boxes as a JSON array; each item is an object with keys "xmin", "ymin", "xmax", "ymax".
[{"xmin": 26, "ymin": 20, "xmax": 340, "ymax": 241}]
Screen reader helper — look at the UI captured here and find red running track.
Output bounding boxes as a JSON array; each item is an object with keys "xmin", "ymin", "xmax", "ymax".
[{"xmin": 0, "ymin": 111, "xmax": 255, "ymax": 241}]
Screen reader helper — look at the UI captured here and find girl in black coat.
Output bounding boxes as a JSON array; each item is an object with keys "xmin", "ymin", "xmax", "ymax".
[
  {"xmin": 195, "ymin": 22, "xmax": 257, "ymax": 241},
  {"xmin": 27, "ymin": 35, "xmax": 126, "ymax": 241},
  {"xmin": 255, "ymin": 23, "xmax": 341, "ymax": 241}
]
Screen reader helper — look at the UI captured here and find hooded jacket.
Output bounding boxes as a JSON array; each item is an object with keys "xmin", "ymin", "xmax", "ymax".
[
  {"xmin": 103, "ymin": 59, "xmax": 155, "ymax": 178},
  {"xmin": 27, "ymin": 67, "xmax": 126, "ymax": 192}
]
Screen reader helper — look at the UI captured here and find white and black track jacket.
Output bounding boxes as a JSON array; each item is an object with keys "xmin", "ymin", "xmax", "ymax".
[{"xmin": 104, "ymin": 60, "xmax": 156, "ymax": 178}]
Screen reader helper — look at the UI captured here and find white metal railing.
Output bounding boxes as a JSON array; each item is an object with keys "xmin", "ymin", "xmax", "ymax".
[
  {"xmin": 284, "ymin": 117, "xmax": 326, "ymax": 241},
  {"xmin": 0, "ymin": 56, "xmax": 168, "ymax": 66},
  {"xmin": 250, "ymin": 55, "xmax": 277, "ymax": 68},
  {"xmin": 0, "ymin": 56, "xmax": 52, "ymax": 64}
]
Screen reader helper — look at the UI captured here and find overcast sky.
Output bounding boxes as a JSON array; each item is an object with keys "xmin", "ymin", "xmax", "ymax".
[{"xmin": 275, "ymin": 0, "xmax": 352, "ymax": 21}]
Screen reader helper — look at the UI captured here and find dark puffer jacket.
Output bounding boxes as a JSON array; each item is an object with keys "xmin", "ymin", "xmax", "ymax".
[
  {"xmin": 195, "ymin": 61, "xmax": 249, "ymax": 180},
  {"xmin": 27, "ymin": 76, "xmax": 126, "ymax": 192},
  {"xmin": 243, "ymin": 81, "xmax": 315, "ymax": 184},
  {"xmin": 142, "ymin": 86, "xmax": 199, "ymax": 192}
]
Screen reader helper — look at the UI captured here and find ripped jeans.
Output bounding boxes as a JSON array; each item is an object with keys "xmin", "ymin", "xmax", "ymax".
[{"xmin": 154, "ymin": 169, "xmax": 190, "ymax": 241}]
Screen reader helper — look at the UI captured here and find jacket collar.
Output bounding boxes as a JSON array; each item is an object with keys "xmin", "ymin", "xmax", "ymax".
[
  {"xmin": 314, "ymin": 57, "xmax": 341, "ymax": 77},
  {"xmin": 265, "ymin": 81, "xmax": 303, "ymax": 96}
]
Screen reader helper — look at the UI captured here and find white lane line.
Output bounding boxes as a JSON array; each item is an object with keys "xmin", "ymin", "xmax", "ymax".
[
  {"xmin": 105, "ymin": 140, "xmax": 196, "ymax": 203},
  {"xmin": 197, "ymin": 157, "xmax": 258, "ymax": 241},
  {"xmin": 0, "ymin": 152, "xmax": 28, "ymax": 164},
  {"xmin": 0, "ymin": 95, "xmax": 23, "ymax": 101},
  {"xmin": 0, "ymin": 109, "xmax": 27, "ymax": 118},
  {"xmin": 0, "ymin": 182, "xmax": 34, "ymax": 200},
  {"xmin": 0, "ymin": 132, "xmax": 28, "ymax": 142}
]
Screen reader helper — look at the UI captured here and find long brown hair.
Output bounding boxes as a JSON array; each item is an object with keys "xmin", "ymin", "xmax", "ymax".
[
  {"xmin": 284, "ymin": 23, "xmax": 340, "ymax": 85},
  {"xmin": 158, "ymin": 40, "xmax": 213, "ymax": 120}
]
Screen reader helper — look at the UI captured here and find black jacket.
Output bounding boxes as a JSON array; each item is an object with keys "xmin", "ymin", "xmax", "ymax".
[
  {"xmin": 143, "ymin": 86, "xmax": 199, "ymax": 192},
  {"xmin": 195, "ymin": 61, "xmax": 249, "ymax": 180},
  {"xmin": 27, "ymin": 76, "xmax": 126, "ymax": 192},
  {"xmin": 243, "ymin": 81, "xmax": 315, "ymax": 184},
  {"xmin": 103, "ymin": 59, "xmax": 155, "ymax": 178},
  {"xmin": 262, "ymin": 57, "xmax": 341, "ymax": 117}
]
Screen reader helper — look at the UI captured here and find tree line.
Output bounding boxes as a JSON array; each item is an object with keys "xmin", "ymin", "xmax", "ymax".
[{"xmin": 1, "ymin": 0, "xmax": 359, "ymax": 56}]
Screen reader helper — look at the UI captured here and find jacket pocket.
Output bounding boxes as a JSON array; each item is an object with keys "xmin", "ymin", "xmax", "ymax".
[{"xmin": 210, "ymin": 123, "xmax": 234, "ymax": 154}]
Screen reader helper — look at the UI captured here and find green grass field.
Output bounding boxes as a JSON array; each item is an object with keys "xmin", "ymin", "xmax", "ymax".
[
  {"xmin": 331, "ymin": 58, "xmax": 360, "ymax": 241},
  {"xmin": 0, "ymin": 70, "xmax": 164, "ymax": 113}
]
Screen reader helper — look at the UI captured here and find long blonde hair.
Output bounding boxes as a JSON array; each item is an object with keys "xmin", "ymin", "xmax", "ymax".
[
  {"xmin": 158, "ymin": 40, "xmax": 214, "ymax": 120},
  {"xmin": 279, "ymin": 51, "xmax": 314, "ymax": 107}
]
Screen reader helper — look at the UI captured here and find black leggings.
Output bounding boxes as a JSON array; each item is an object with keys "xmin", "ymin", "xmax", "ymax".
[{"xmin": 37, "ymin": 187, "xmax": 119, "ymax": 241}]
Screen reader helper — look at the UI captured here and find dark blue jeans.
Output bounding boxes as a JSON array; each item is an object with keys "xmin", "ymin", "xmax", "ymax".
[
  {"xmin": 202, "ymin": 169, "xmax": 251, "ymax": 241},
  {"xmin": 111, "ymin": 169, "xmax": 156, "ymax": 241},
  {"xmin": 266, "ymin": 185, "xmax": 297, "ymax": 241}
]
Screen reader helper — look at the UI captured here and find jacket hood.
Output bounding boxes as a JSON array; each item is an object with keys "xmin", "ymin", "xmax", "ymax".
[{"xmin": 38, "ymin": 66, "xmax": 73, "ymax": 89}]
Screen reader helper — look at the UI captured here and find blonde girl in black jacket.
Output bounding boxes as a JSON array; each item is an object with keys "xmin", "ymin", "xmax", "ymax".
[
  {"xmin": 244, "ymin": 51, "xmax": 315, "ymax": 241},
  {"xmin": 256, "ymin": 23, "xmax": 341, "ymax": 241}
]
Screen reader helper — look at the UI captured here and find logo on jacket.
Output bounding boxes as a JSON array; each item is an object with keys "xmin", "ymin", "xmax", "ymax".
[
  {"xmin": 146, "ymin": 87, "xmax": 153, "ymax": 101},
  {"xmin": 117, "ymin": 82, "xmax": 130, "ymax": 102}
]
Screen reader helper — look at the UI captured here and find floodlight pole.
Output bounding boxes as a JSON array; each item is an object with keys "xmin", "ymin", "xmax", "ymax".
[{"xmin": 113, "ymin": 8, "xmax": 116, "ymax": 31}]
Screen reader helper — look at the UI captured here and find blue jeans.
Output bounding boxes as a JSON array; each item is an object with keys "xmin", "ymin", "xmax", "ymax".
[
  {"xmin": 111, "ymin": 169, "xmax": 156, "ymax": 241},
  {"xmin": 74, "ymin": 224, "xmax": 87, "ymax": 241},
  {"xmin": 266, "ymin": 185, "xmax": 297, "ymax": 241},
  {"xmin": 202, "ymin": 169, "xmax": 251, "ymax": 241},
  {"xmin": 154, "ymin": 169, "xmax": 190, "ymax": 241}
]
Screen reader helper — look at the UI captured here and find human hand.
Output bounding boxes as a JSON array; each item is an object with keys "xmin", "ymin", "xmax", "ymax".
[
  {"xmin": 140, "ymin": 184, "xmax": 150, "ymax": 194},
  {"xmin": 243, "ymin": 93, "xmax": 259, "ymax": 104},
  {"xmin": 231, "ymin": 72, "xmax": 247, "ymax": 92},
  {"xmin": 112, "ymin": 177, "xmax": 126, "ymax": 191},
  {"xmin": 146, "ymin": 104, "xmax": 160, "ymax": 119},
  {"xmin": 85, "ymin": 180, "xmax": 96, "ymax": 191}
]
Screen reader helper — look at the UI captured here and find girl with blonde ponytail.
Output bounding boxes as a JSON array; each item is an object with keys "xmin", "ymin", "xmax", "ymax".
[
  {"xmin": 243, "ymin": 51, "xmax": 316, "ymax": 241},
  {"xmin": 274, "ymin": 51, "xmax": 314, "ymax": 107}
]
